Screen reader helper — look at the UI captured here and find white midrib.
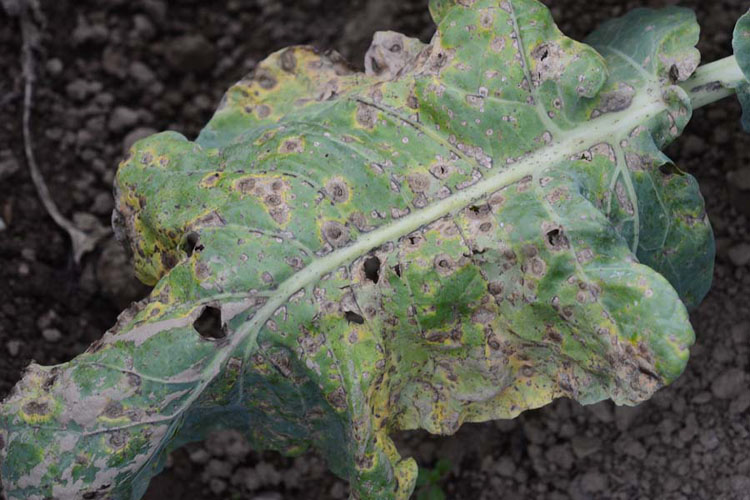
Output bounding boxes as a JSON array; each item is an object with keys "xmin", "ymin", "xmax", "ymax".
[
  {"xmin": 234, "ymin": 87, "xmax": 667, "ymax": 352},
  {"xmin": 135, "ymin": 55, "xmax": 745, "ymax": 469}
]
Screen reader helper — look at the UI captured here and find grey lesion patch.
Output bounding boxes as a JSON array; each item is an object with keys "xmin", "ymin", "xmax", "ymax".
[
  {"xmin": 530, "ymin": 42, "xmax": 565, "ymax": 86},
  {"xmin": 325, "ymin": 178, "xmax": 350, "ymax": 204},
  {"xmin": 407, "ymin": 173, "xmax": 430, "ymax": 192},
  {"xmin": 102, "ymin": 400, "xmax": 124, "ymax": 419},
  {"xmin": 528, "ymin": 257, "xmax": 546, "ymax": 277},
  {"xmin": 326, "ymin": 386, "xmax": 348, "ymax": 411},
  {"xmin": 22, "ymin": 400, "xmax": 50, "ymax": 417},
  {"xmin": 661, "ymin": 53, "xmax": 700, "ymax": 83},
  {"xmin": 429, "ymin": 162, "xmax": 452, "ymax": 179},
  {"xmin": 189, "ymin": 211, "xmax": 226, "ymax": 231},
  {"xmin": 625, "ymin": 152, "xmax": 651, "ymax": 172},
  {"xmin": 280, "ymin": 138, "xmax": 304, "ymax": 154},
  {"xmin": 355, "ymin": 101, "xmax": 377, "ymax": 129},
  {"xmin": 434, "ymin": 253, "xmax": 457, "ymax": 276},
  {"xmin": 364, "ymin": 31, "xmax": 426, "ymax": 80},
  {"xmin": 279, "ymin": 49, "xmax": 297, "ymax": 73},
  {"xmin": 615, "ymin": 180, "xmax": 635, "ymax": 215},
  {"xmin": 591, "ymin": 83, "xmax": 635, "ymax": 117},
  {"xmin": 254, "ymin": 69, "xmax": 278, "ymax": 90},
  {"xmin": 322, "ymin": 220, "xmax": 350, "ymax": 248}
]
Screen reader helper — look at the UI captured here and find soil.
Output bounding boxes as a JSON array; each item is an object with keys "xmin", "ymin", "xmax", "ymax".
[{"xmin": 1, "ymin": 1, "xmax": 749, "ymax": 499}]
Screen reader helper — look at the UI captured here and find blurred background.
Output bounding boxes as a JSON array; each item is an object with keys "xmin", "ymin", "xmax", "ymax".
[{"xmin": 1, "ymin": 0, "xmax": 749, "ymax": 498}]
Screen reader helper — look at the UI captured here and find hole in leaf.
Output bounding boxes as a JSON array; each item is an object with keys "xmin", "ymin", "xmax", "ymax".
[
  {"xmin": 393, "ymin": 264, "xmax": 402, "ymax": 277},
  {"xmin": 547, "ymin": 229, "xmax": 560, "ymax": 245},
  {"xmin": 546, "ymin": 228, "xmax": 569, "ymax": 249},
  {"xmin": 370, "ymin": 57, "xmax": 382, "ymax": 74},
  {"xmin": 194, "ymin": 306, "xmax": 225, "ymax": 340},
  {"xmin": 364, "ymin": 256, "xmax": 381, "ymax": 283},
  {"xmin": 344, "ymin": 311, "xmax": 365, "ymax": 324},
  {"xmin": 182, "ymin": 232, "xmax": 203, "ymax": 257}
]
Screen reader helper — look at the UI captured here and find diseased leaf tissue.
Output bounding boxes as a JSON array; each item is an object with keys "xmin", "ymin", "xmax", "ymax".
[{"xmin": 5, "ymin": 1, "xmax": 750, "ymax": 498}]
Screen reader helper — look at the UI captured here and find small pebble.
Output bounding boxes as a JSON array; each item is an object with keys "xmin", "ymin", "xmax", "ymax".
[
  {"xmin": 208, "ymin": 478, "xmax": 227, "ymax": 495},
  {"xmin": 6, "ymin": 340, "xmax": 22, "ymax": 357},
  {"xmin": 46, "ymin": 58, "xmax": 63, "ymax": 75},
  {"xmin": 42, "ymin": 328, "xmax": 63, "ymax": 343},
  {"xmin": 329, "ymin": 481, "xmax": 347, "ymax": 499},
  {"xmin": 188, "ymin": 448, "xmax": 210, "ymax": 464},
  {"xmin": 711, "ymin": 368, "xmax": 747, "ymax": 399},
  {"xmin": 728, "ymin": 243, "xmax": 750, "ymax": 267},
  {"xmin": 730, "ymin": 391, "xmax": 750, "ymax": 414},
  {"xmin": 579, "ymin": 471, "xmax": 608, "ymax": 493}
]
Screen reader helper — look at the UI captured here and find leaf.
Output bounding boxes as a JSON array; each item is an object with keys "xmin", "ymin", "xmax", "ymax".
[
  {"xmin": 0, "ymin": 1, "xmax": 714, "ymax": 499},
  {"xmin": 733, "ymin": 9, "xmax": 750, "ymax": 131}
]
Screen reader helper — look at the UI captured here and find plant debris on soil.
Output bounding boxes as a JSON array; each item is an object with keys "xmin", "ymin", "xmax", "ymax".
[{"xmin": 1, "ymin": 1, "xmax": 749, "ymax": 499}]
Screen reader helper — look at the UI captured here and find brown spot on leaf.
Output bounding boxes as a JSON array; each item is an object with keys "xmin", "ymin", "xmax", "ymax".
[
  {"xmin": 529, "ymin": 257, "xmax": 546, "ymax": 277},
  {"xmin": 23, "ymin": 401, "xmax": 49, "ymax": 416},
  {"xmin": 280, "ymin": 49, "xmax": 297, "ymax": 72},
  {"xmin": 407, "ymin": 173, "xmax": 430, "ymax": 193},
  {"xmin": 349, "ymin": 212, "xmax": 371, "ymax": 231},
  {"xmin": 479, "ymin": 10, "xmax": 494, "ymax": 28},
  {"xmin": 265, "ymin": 194, "xmax": 282, "ymax": 206},
  {"xmin": 255, "ymin": 69, "xmax": 277, "ymax": 89},
  {"xmin": 256, "ymin": 104, "xmax": 271, "ymax": 118},
  {"xmin": 236, "ymin": 177, "xmax": 256, "ymax": 194},
  {"xmin": 280, "ymin": 138, "xmax": 304, "ymax": 154},
  {"xmin": 322, "ymin": 221, "xmax": 349, "ymax": 248},
  {"xmin": 327, "ymin": 386, "xmax": 348, "ymax": 411},
  {"xmin": 466, "ymin": 204, "xmax": 491, "ymax": 219},
  {"xmin": 326, "ymin": 179, "xmax": 350, "ymax": 203},
  {"xmin": 103, "ymin": 400, "xmax": 124, "ymax": 419},
  {"xmin": 191, "ymin": 211, "xmax": 226, "ymax": 229},
  {"xmin": 615, "ymin": 181, "xmax": 635, "ymax": 215},
  {"xmin": 109, "ymin": 430, "xmax": 128, "ymax": 449},
  {"xmin": 160, "ymin": 251, "xmax": 178, "ymax": 272},
  {"xmin": 625, "ymin": 153, "xmax": 648, "ymax": 172},
  {"xmin": 434, "ymin": 254, "xmax": 456, "ymax": 275},
  {"xmin": 356, "ymin": 102, "xmax": 377, "ymax": 129},
  {"xmin": 429, "ymin": 163, "xmax": 452, "ymax": 179},
  {"xmin": 195, "ymin": 261, "xmax": 210, "ymax": 280},
  {"xmin": 472, "ymin": 308, "xmax": 494, "ymax": 324},
  {"xmin": 491, "ymin": 37, "xmax": 505, "ymax": 53}
]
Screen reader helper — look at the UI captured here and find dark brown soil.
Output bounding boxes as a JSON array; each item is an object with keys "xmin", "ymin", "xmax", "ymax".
[{"xmin": 1, "ymin": 1, "xmax": 749, "ymax": 499}]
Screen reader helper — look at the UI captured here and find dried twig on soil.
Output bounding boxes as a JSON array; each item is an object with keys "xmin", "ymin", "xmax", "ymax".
[{"xmin": 7, "ymin": 0, "xmax": 109, "ymax": 263}]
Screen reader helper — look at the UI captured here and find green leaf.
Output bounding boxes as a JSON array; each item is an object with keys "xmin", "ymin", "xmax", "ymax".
[
  {"xmin": 585, "ymin": 6, "xmax": 713, "ymax": 308},
  {"xmin": 1, "ymin": 1, "xmax": 715, "ymax": 499},
  {"xmin": 733, "ymin": 10, "xmax": 750, "ymax": 131},
  {"xmin": 733, "ymin": 9, "xmax": 750, "ymax": 79}
]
